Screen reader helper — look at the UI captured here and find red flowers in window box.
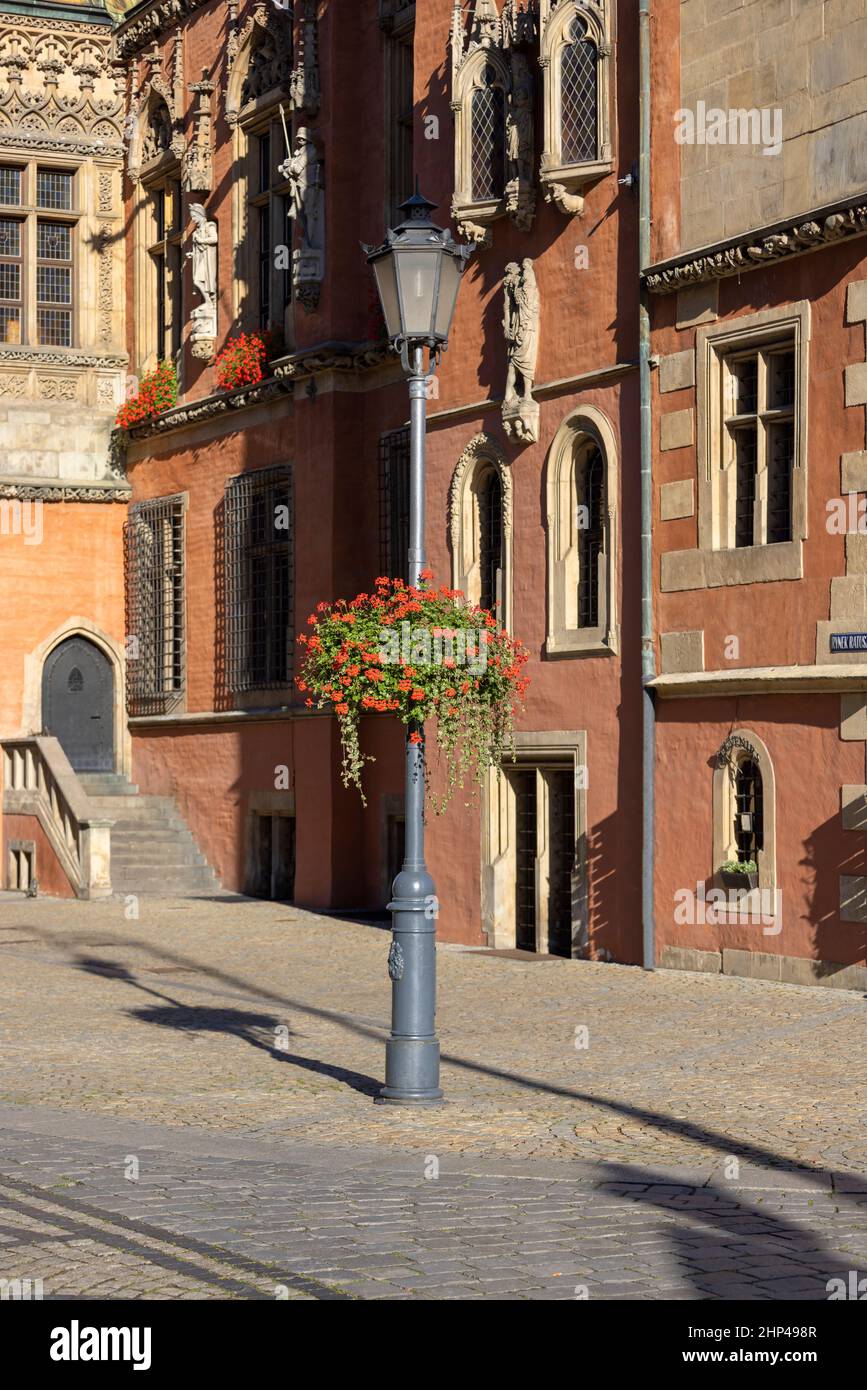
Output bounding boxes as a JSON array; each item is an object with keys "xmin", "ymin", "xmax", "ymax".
[
  {"xmin": 215, "ymin": 329, "xmax": 281, "ymax": 391},
  {"xmin": 115, "ymin": 360, "xmax": 178, "ymax": 431}
]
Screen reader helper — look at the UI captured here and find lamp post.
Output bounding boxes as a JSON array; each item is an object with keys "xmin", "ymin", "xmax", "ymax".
[{"xmin": 365, "ymin": 190, "xmax": 472, "ymax": 1105}]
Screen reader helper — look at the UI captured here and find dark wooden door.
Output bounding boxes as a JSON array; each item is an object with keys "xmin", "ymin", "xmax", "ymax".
[{"xmin": 42, "ymin": 637, "xmax": 114, "ymax": 772}]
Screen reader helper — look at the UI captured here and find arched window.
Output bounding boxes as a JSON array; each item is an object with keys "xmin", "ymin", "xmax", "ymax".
[
  {"xmin": 712, "ymin": 731, "xmax": 776, "ymax": 894},
  {"xmin": 576, "ymin": 441, "xmax": 604, "ymax": 628},
  {"xmin": 546, "ymin": 407, "xmax": 618, "ymax": 655},
  {"xmin": 470, "ymin": 67, "xmax": 506, "ymax": 201},
  {"xmin": 539, "ymin": 0, "xmax": 613, "ymax": 215},
  {"xmin": 450, "ymin": 434, "xmax": 513, "ymax": 631},
  {"xmin": 560, "ymin": 17, "xmax": 598, "ymax": 164},
  {"xmin": 478, "ymin": 467, "xmax": 503, "ymax": 614}
]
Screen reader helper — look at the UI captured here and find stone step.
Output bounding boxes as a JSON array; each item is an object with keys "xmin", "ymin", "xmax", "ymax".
[
  {"xmin": 78, "ymin": 774, "xmax": 140, "ymax": 796},
  {"xmin": 111, "ymin": 867, "xmax": 220, "ymax": 893},
  {"xmin": 74, "ymin": 773, "xmax": 221, "ymax": 897}
]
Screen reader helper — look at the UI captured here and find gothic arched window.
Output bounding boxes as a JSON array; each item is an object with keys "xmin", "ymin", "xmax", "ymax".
[
  {"xmin": 478, "ymin": 467, "xmax": 504, "ymax": 615},
  {"xmin": 540, "ymin": 1, "xmax": 613, "ymax": 215},
  {"xmin": 560, "ymin": 17, "xmax": 598, "ymax": 164},
  {"xmin": 450, "ymin": 435, "xmax": 513, "ymax": 631},
  {"xmin": 546, "ymin": 407, "xmax": 618, "ymax": 655},
  {"xmin": 576, "ymin": 441, "xmax": 604, "ymax": 629},
  {"xmin": 470, "ymin": 66, "xmax": 506, "ymax": 202}
]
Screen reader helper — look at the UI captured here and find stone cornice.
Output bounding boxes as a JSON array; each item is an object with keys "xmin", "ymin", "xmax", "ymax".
[
  {"xmin": 645, "ymin": 197, "xmax": 867, "ymax": 295},
  {"xmin": 651, "ymin": 664, "xmax": 867, "ymax": 698},
  {"xmin": 118, "ymin": 341, "xmax": 393, "ymax": 447},
  {"xmin": 0, "ymin": 480, "xmax": 130, "ymax": 503},
  {"xmin": 271, "ymin": 339, "xmax": 393, "ymax": 382}
]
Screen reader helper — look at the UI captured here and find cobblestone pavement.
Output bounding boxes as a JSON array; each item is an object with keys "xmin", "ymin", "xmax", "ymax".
[{"xmin": 0, "ymin": 893, "xmax": 865, "ymax": 1299}]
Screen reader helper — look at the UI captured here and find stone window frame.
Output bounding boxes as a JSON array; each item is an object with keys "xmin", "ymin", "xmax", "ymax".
[
  {"xmin": 451, "ymin": 44, "xmax": 510, "ymax": 242},
  {"xmin": 227, "ymin": 11, "xmax": 295, "ymax": 343},
  {"xmin": 712, "ymin": 728, "xmax": 777, "ymax": 896},
  {"xmin": 545, "ymin": 403, "xmax": 619, "ymax": 656},
  {"xmin": 482, "ymin": 729, "xmax": 587, "ymax": 956},
  {"xmin": 0, "ymin": 157, "xmax": 83, "ymax": 350},
  {"xmin": 449, "ymin": 433, "xmax": 513, "ymax": 633},
  {"xmin": 539, "ymin": 0, "xmax": 614, "ymax": 216},
  {"xmin": 676, "ymin": 300, "xmax": 810, "ymax": 591},
  {"xmin": 135, "ymin": 164, "xmax": 183, "ymax": 375}
]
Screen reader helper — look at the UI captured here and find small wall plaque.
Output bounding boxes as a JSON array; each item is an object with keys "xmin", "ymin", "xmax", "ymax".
[{"xmin": 831, "ymin": 633, "xmax": 867, "ymax": 653}]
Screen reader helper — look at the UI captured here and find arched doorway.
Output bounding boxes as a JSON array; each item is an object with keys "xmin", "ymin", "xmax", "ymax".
[{"xmin": 41, "ymin": 636, "xmax": 115, "ymax": 772}]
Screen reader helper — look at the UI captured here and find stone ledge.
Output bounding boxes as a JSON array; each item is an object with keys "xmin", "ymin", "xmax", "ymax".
[{"xmin": 661, "ymin": 945, "xmax": 867, "ymax": 992}]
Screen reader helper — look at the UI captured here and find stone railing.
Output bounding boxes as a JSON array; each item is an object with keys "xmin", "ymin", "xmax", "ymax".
[{"xmin": 2, "ymin": 737, "xmax": 114, "ymax": 899}]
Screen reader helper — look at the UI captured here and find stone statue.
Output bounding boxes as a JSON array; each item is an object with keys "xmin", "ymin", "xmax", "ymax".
[
  {"xmin": 279, "ymin": 126, "xmax": 324, "ymax": 312},
  {"xmin": 186, "ymin": 202, "xmax": 218, "ymax": 356},
  {"xmin": 505, "ymin": 54, "xmax": 535, "ymax": 230},
  {"xmin": 502, "ymin": 258, "xmax": 540, "ymax": 444}
]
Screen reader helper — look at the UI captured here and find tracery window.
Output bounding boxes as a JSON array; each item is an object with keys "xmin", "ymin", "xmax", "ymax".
[
  {"xmin": 0, "ymin": 162, "xmax": 80, "ymax": 347},
  {"xmin": 539, "ymin": 1, "xmax": 612, "ymax": 215}
]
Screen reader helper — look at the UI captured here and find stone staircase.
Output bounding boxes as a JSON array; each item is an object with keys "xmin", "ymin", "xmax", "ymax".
[{"xmin": 78, "ymin": 774, "xmax": 220, "ymax": 896}]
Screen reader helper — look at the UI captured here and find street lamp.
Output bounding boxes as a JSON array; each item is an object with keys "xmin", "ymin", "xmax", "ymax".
[{"xmin": 365, "ymin": 189, "xmax": 472, "ymax": 1105}]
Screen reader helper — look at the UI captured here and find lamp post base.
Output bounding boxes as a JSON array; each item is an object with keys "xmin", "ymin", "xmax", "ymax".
[{"xmin": 375, "ymin": 1035, "xmax": 443, "ymax": 1106}]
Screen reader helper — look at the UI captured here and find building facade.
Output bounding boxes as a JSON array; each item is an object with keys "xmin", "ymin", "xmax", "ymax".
[{"xmin": 0, "ymin": 0, "xmax": 865, "ymax": 991}]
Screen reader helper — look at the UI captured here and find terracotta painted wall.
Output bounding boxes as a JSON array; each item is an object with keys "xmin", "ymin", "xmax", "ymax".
[{"xmin": 654, "ymin": 698, "xmax": 867, "ymax": 968}]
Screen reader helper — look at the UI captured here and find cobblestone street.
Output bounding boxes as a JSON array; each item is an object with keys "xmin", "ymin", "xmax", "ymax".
[{"xmin": 0, "ymin": 893, "xmax": 865, "ymax": 1300}]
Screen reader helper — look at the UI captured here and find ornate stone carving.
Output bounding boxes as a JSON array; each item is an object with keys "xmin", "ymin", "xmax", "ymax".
[
  {"xmin": 280, "ymin": 127, "xmax": 324, "ymax": 314},
  {"xmin": 0, "ymin": 373, "xmax": 27, "ymax": 397},
  {"xmin": 0, "ymin": 481, "xmax": 130, "ymax": 502},
  {"xmin": 502, "ymin": 258, "xmax": 540, "ymax": 444},
  {"xmin": 225, "ymin": 4, "xmax": 293, "ymax": 125},
  {"xmin": 37, "ymin": 377, "xmax": 78, "ymax": 401},
  {"xmin": 97, "ymin": 223, "xmax": 113, "ymax": 346},
  {"xmin": 272, "ymin": 340, "xmax": 392, "ymax": 381},
  {"xmin": 183, "ymin": 71, "xmax": 214, "ymax": 193},
  {"xmin": 290, "ymin": 0, "xmax": 320, "ymax": 117},
  {"xmin": 450, "ymin": 0, "xmax": 537, "ymax": 244},
  {"xmin": 0, "ymin": 15, "xmax": 124, "ymax": 157},
  {"xmin": 0, "ymin": 347, "xmax": 127, "ymax": 369},
  {"xmin": 647, "ymin": 203, "xmax": 867, "ymax": 295},
  {"xmin": 127, "ymin": 33, "xmax": 185, "ymax": 183},
  {"xmin": 187, "ymin": 202, "xmax": 218, "ymax": 355},
  {"xmin": 449, "ymin": 432, "xmax": 513, "ymax": 552},
  {"xmin": 113, "ymin": 0, "xmax": 211, "ymax": 60},
  {"xmin": 98, "ymin": 170, "xmax": 113, "ymax": 214}
]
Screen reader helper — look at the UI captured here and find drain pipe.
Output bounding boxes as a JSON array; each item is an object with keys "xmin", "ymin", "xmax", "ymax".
[{"xmin": 639, "ymin": 0, "xmax": 656, "ymax": 970}]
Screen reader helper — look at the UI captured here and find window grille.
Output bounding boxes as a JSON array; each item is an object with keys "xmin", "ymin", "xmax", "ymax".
[
  {"xmin": 734, "ymin": 759, "xmax": 763, "ymax": 863},
  {"xmin": 547, "ymin": 769, "xmax": 575, "ymax": 958},
  {"xmin": 124, "ymin": 495, "xmax": 186, "ymax": 716},
  {"xmin": 470, "ymin": 71, "xmax": 505, "ymax": 200},
  {"xmin": 478, "ymin": 470, "xmax": 503, "ymax": 614},
  {"xmin": 514, "ymin": 770, "xmax": 537, "ymax": 952},
  {"xmin": 577, "ymin": 443, "xmax": 604, "ymax": 628},
  {"xmin": 561, "ymin": 23, "xmax": 598, "ymax": 164},
  {"xmin": 380, "ymin": 426, "xmax": 410, "ymax": 580},
  {"xmin": 225, "ymin": 466, "xmax": 293, "ymax": 692}
]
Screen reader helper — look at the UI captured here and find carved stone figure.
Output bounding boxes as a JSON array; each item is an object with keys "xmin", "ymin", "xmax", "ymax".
[
  {"xmin": 141, "ymin": 100, "xmax": 172, "ymax": 164},
  {"xmin": 186, "ymin": 202, "xmax": 218, "ymax": 357},
  {"xmin": 279, "ymin": 127, "xmax": 324, "ymax": 313},
  {"xmin": 502, "ymin": 257, "xmax": 540, "ymax": 444},
  {"xmin": 505, "ymin": 52, "xmax": 535, "ymax": 229}
]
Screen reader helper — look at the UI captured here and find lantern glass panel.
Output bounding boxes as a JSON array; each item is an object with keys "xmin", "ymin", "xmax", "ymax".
[
  {"xmin": 372, "ymin": 254, "xmax": 402, "ymax": 340},
  {"xmin": 434, "ymin": 253, "xmax": 463, "ymax": 341},
  {"xmin": 394, "ymin": 245, "xmax": 437, "ymax": 340}
]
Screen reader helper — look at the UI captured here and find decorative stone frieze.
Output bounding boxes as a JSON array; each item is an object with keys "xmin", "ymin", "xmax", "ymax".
[
  {"xmin": 646, "ymin": 202, "xmax": 867, "ymax": 295},
  {"xmin": 0, "ymin": 15, "xmax": 125, "ymax": 157}
]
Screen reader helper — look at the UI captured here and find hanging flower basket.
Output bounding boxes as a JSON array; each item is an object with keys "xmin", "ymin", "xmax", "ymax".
[
  {"xmin": 297, "ymin": 573, "xmax": 530, "ymax": 809},
  {"xmin": 115, "ymin": 360, "xmax": 178, "ymax": 431},
  {"xmin": 215, "ymin": 329, "xmax": 282, "ymax": 391}
]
